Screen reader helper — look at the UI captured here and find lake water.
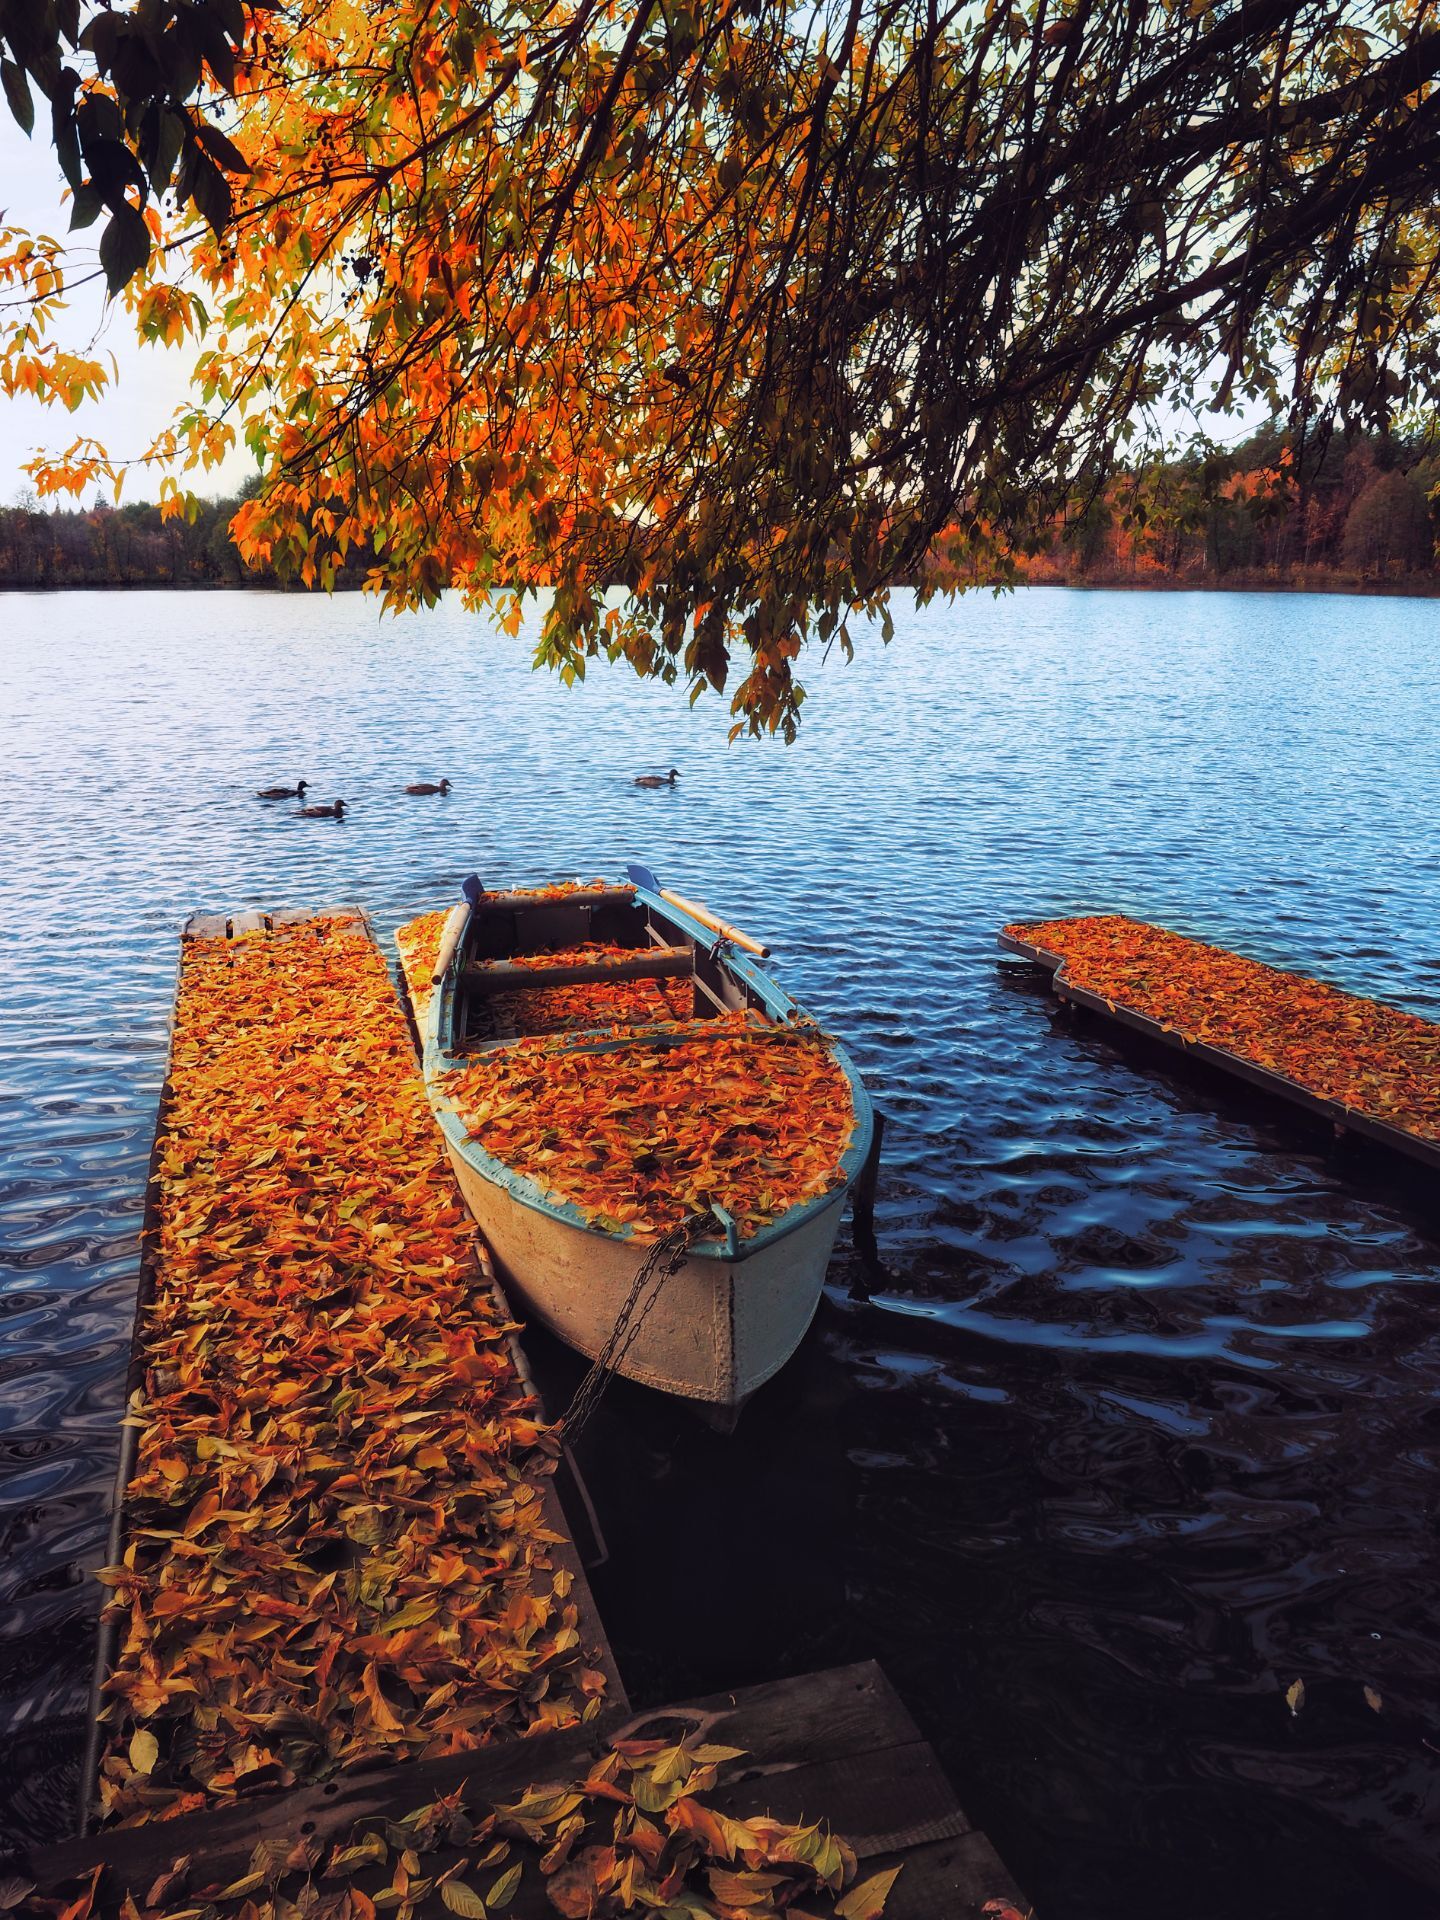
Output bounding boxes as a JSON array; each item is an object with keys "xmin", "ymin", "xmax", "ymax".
[{"xmin": 1, "ymin": 586, "xmax": 1438, "ymax": 1915}]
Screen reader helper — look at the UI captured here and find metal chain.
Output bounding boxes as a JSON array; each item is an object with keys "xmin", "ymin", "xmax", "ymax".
[{"xmin": 557, "ymin": 1212, "xmax": 708, "ymax": 1445}]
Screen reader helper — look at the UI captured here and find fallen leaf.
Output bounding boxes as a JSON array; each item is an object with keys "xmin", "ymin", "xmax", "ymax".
[
  {"xmin": 440, "ymin": 1881, "xmax": 488, "ymax": 1918},
  {"xmin": 835, "ymin": 1865, "xmax": 904, "ymax": 1920}
]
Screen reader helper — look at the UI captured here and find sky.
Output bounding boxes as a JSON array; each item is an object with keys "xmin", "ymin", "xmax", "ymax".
[{"xmin": 0, "ymin": 119, "xmax": 254, "ymax": 506}]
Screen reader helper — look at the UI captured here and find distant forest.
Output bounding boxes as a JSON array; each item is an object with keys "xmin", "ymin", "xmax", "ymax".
[
  {"xmin": 1, "ymin": 426, "xmax": 1436, "ymax": 593},
  {"xmin": 0, "ymin": 477, "xmax": 372, "ymax": 591},
  {"xmin": 951, "ymin": 424, "xmax": 1440, "ymax": 592}
]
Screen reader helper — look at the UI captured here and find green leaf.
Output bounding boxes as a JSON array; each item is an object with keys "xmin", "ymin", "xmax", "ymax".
[
  {"xmin": 1, "ymin": 60, "xmax": 33, "ymax": 136},
  {"xmin": 99, "ymin": 204, "xmax": 152, "ymax": 293},
  {"xmin": 196, "ymin": 119, "xmax": 250, "ymax": 174},
  {"xmin": 189, "ymin": 153, "xmax": 233, "ymax": 236},
  {"xmin": 440, "ymin": 1881, "xmax": 487, "ymax": 1918},
  {"xmin": 484, "ymin": 1864, "xmax": 522, "ymax": 1911},
  {"xmin": 68, "ymin": 184, "xmax": 103, "ymax": 231},
  {"xmin": 327, "ymin": 1833, "xmax": 389, "ymax": 1878}
]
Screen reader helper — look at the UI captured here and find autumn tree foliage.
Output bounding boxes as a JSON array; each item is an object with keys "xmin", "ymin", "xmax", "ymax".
[{"xmin": 3, "ymin": 2, "xmax": 1440, "ymax": 733}]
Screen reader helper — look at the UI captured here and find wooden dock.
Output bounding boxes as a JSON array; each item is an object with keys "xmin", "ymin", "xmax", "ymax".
[
  {"xmin": 30, "ymin": 904, "xmax": 1029, "ymax": 1918},
  {"xmin": 24, "ymin": 1662, "xmax": 1026, "ymax": 1917},
  {"xmin": 1001, "ymin": 915, "xmax": 1440, "ymax": 1174}
]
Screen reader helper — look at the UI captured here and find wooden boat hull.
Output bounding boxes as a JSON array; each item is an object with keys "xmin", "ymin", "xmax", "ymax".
[
  {"xmin": 443, "ymin": 1138, "xmax": 846, "ymax": 1405},
  {"xmin": 418, "ymin": 877, "xmax": 874, "ymax": 1409}
]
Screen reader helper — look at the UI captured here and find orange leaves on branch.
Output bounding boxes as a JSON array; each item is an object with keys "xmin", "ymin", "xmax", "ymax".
[
  {"xmin": 99, "ymin": 919, "xmax": 604, "ymax": 1826},
  {"xmin": 1007, "ymin": 915, "xmax": 1440, "ymax": 1143}
]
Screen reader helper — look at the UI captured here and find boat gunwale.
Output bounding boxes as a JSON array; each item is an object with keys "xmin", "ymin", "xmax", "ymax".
[
  {"xmin": 999, "ymin": 922, "xmax": 1440, "ymax": 1174},
  {"xmin": 422, "ymin": 882, "xmax": 875, "ymax": 1261}
]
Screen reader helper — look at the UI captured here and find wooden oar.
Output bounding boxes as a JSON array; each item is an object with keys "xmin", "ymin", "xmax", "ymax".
[
  {"xmin": 429, "ymin": 874, "xmax": 486, "ymax": 984},
  {"xmin": 430, "ymin": 902, "xmax": 472, "ymax": 984},
  {"xmin": 626, "ymin": 863, "xmax": 771, "ymax": 957}
]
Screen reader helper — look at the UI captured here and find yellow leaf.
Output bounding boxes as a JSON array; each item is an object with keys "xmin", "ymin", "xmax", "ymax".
[
  {"xmin": 128, "ymin": 1728, "xmax": 159, "ymax": 1775},
  {"xmin": 1286, "ymin": 1678, "xmax": 1305, "ymax": 1715},
  {"xmin": 484, "ymin": 1863, "xmax": 522, "ymax": 1910},
  {"xmin": 835, "ymin": 1865, "xmax": 903, "ymax": 1920},
  {"xmin": 1364, "ymin": 1686, "xmax": 1382, "ymax": 1712},
  {"xmin": 440, "ymin": 1881, "xmax": 487, "ymax": 1919}
]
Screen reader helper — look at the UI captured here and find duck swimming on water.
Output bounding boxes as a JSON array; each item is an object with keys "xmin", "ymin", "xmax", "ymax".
[
  {"xmin": 298, "ymin": 798, "xmax": 347, "ymax": 819},
  {"xmin": 634, "ymin": 768, "xmax": 680, "ymax": 789},
  {"xmin": 405, "ymin": 779, "xmax": 451, "ymax": 795},
  {"xmin": 257, "ymin": 779, "xmax": 308, "ymax": 799}
]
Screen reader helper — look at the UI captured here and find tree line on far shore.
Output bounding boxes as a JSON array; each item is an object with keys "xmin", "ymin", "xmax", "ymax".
[
  {"xmin": 953, "ymin": 425, "xmax": 1439, "ymax": 591},
  {"xmin": 0, "ymin": 477, "xmax": 374, "ymax": 591},
  {"xmin": 1, "ymin": 426, "xmax": 1435, "ymax": 596}
]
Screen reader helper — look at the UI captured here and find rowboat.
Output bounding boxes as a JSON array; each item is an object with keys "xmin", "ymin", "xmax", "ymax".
[{"xmin": 413, "ymin": 872, "xmax": 874, "ymax": 1410}]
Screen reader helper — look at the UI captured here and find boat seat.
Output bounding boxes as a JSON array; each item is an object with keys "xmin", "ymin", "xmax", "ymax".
[{"xmin": 464, "ymin": 946, "xmax": 694, "ymax": 994}]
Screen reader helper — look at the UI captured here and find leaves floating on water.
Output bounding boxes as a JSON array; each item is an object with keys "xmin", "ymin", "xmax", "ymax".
[
  {"xmin": 1005, "ymin": 915, "xmax": 1440, "ymax": 1143},
  {"xmin": 1286, "ymin": 1678, "xmax": 1306, "ymax": 1716},
  {"xmin": 99, "ymin": 919, "xmax": 604, "ymax": 1824}
]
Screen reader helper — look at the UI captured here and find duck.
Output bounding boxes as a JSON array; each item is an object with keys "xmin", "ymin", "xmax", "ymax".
[
  {"xmin": 257, "ymin": 779, "xmax": 308, "ymax": 799},
  {"xmin": 297, "ymin": 798, "xmax": 347, "ymax": 819},
  {"xmin": 405, "ymin": 778, "xmax": 452, "ymax": 795},
  {"xmin": 634, "ymin": 768, "xmax": 680, "ymax": 789}
]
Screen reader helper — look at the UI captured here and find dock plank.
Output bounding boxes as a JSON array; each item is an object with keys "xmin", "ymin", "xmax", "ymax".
[{"xmin": 28, "ymin": 1663, "xmax": 1026, "ymax": 1917}]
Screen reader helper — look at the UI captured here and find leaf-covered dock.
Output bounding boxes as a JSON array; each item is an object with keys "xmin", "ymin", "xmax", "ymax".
[
  {"xmin": 93, "ymin": 909, "xmax": 615, "ymax": 1825},
  {"xmin": 1000, "ymin": 914, "xmax": 1440, "ymax": 1170}
]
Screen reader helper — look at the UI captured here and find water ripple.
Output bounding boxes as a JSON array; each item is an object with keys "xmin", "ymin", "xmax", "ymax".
[{"xmin": 2, "ymin": 586, "xmax": 1439, "ymax": 1912}]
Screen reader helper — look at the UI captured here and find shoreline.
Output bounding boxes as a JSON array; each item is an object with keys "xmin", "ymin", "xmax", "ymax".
[{"xmin": 3, "ymin": 573, "xmax": 1439, "ymax": 599}]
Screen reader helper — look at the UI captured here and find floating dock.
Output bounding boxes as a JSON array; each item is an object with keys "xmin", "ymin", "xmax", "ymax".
[
  {"xmin": 1000, "ymin": 914, "xmax": 1440, "ymax": 1172},
  {"xmin": 27, "ymin": 905, "xmax": 1029, "ymax": 1919}
]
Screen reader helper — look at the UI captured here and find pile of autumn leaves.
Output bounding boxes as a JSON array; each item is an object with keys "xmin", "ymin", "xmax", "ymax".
[
  {"xmin": 487, "ymin": 945, "xmax": 693, "ymax": 1040},
  {"xmin": 97, "ymin": 919, "xmax": 605, "ymax": 1824},
  {"xmin": 444, "ymin": 1019, "xmax": 852, "ymax": 1241},
  {"xmin": 395, "ymin": 912, "xmax": 854, "ymax": 1240},
  {"xmin": 1007, "ymin": 915, "xmax": 1440, "ymax": 1142},
  {"xmin": 52, "ymin": 1735, "xmax": 903, "ymax": 1920}
]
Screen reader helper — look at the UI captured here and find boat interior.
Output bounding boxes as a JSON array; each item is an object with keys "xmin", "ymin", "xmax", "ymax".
[{"xmin": 453, "ymin": 886, "xmax": 777, "ymax": 1052}]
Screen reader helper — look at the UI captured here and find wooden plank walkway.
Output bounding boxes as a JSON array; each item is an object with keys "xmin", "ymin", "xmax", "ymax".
[
  {"xmin": 26, "ymin": 1662, "xmax": 1028, "ymax": 1918},
  {"xmin": 1000, "ymin": 915, "xmax": 1440, "ymax": 1174},
  {"xmin": 86, "ymin": 906, "xmax": 622, "ymax": 1831}
]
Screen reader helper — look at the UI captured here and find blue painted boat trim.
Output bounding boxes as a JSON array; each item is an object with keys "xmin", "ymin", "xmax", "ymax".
[{"xmin": 422, "ymin": 881, "xmax": 875, "ymax": 1263}]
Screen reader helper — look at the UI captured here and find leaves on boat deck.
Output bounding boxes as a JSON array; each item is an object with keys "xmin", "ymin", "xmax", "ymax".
[
  {"xmin": 395, "ymin": 912, "xmax": 855, "ymax": 1239},
  {"xmin": 26, "ymin": 1732, "xmax": 900, "ymax": 1920},
  {"xmin": 99, "ymin": 920, "xmax": 604, "ymax": 1826},
  {"xmin": 1006, "ymin": 915, "xmax": 1440, "ymax": 1143},
  {"xmin": 493, "ymin": 943, "xmax": 693, "ymax": 1038},
  {"xmin": 444, "ymin": 1015, "xmax": 854, "ymax": 1241}
]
